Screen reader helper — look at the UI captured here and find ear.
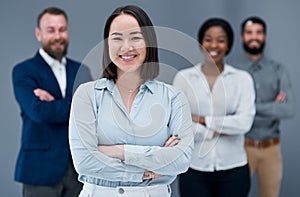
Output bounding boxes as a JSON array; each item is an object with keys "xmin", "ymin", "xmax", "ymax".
[{"xmin": 35, "ymin": 27, "xmax": 41, "ymax": 42}]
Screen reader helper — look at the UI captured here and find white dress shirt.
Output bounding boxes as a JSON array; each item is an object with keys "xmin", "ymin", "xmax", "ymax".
[
  {"xmin": 173, "ymin": 63, "xmax": 255, "ymax": 171},
  {"xmin": 39, "ymin": 48, "xmax": 67, "ymax": 97}
]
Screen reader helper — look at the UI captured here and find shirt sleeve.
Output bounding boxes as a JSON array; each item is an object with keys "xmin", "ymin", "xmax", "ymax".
[
  {"xmin": 193, "ymin": 122, "xmax": 214, "ymax": 141},
  {"xmin": 12, "ymin": 63, "xmax": 71, "ymax": 123},
  {"xmin": 123, "ymin": 91, "xmax": 194, "ymax": 176},
  {"xmin": 173, "ymin": 72, "xmax": 214, "ymax": 141},
  {"xmin": 205, "ymin": 72, "xmax": 256, "ymax": 135},
  {"xmin": 255, "ymin": 64, "xmax": 296, "ymax": 119},
  {"xmin": 69, "ymin": 82, "xmax": 144, "ymax": 182}
]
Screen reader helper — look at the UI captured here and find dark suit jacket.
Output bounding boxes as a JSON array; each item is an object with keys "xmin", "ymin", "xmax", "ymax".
[{"xmin": 12, "ymin": 51, "xmax": 91, "ymax": 185}]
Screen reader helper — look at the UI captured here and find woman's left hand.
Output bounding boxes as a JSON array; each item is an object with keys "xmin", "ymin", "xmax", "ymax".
[{"xmin": 164, "ymin": 134, "xmax": 180, "ymax": 147}]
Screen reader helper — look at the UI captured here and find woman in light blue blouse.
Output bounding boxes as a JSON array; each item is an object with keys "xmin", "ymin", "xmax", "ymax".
[{"xmin": 69, "ymin": 5, "xmax": 194, "ymax": 197}]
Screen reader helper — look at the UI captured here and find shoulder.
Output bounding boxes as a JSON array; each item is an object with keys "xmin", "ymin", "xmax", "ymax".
[
  {"xmin": 176, "ymin": 64, "xmax": 200, "ymax": 77},
  {"xmin": 75, "ymin": 81, "xmax": 97, "ymax": 96},
  {"xmin": 263, "ymin": 56, "xmax": 284, "ymax": 69},
  {"xmin": 66, "ymin": 57, "xmax": 81, "ymax": 65},
  {"xmin": 148, "ymin": 80, "xmax": 180, "ymax": 93},
  {"xmin": 173, "ymin": 64, "xmax": 201, "ymax": 86},
  {"xmin": 12, "ymin": 55, "xmax": 40, "ymax": 74},
  {"xmin": 262, "ymin": 57, "xmax": 291, "ymax": 78},
  {"xmin": 225, "ymin": 64, "xmax": 254, "ymax": 82},
  {"xmin": 148, "ymin": 80, "xmax": 188, "ymax": 103},
  {"xmin": 66, "ymin": 58, "xmax": 81, "ymax": 69},
  {"xmin": 78, "ymin": 80, "xmax": 97, "ymax": 89}
]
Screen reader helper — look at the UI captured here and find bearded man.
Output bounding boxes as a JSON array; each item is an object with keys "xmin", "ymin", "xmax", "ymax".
[
  {"xmin": 12, "ymin": 7, "xmax": 91, "ymax": 197},
  {"xmin": 234, "ymin": 16, "xmax": 295, "ymax": 197}
]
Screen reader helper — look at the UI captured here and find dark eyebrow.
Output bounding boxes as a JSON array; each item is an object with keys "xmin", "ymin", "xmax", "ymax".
[
  {"xmin": 110, "ymin": 31, "xmax": 143, "ymax": 36},
  {"xmin": 130, "ymin": 31, "xmax": 143, "ymax": 35},
  {"xmin": 111, "ymin": 32, "xmax": 122, "ymax": 36}
]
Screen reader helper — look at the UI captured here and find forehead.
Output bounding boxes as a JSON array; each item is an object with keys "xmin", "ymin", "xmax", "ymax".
[
  {"xmin": 204, "ymin": 26, "xmax": 227, "ymax": 36},
  {"xmin": 39, "ymin": 13, "xmax": 67, "ymax": 28},
  {"xmin": 244, "ymin": 23, "xmax": 264, "ymax": 32},
  {"xmin": 109, "ymin": 14, "xmax": 141, "ymax": 34}
]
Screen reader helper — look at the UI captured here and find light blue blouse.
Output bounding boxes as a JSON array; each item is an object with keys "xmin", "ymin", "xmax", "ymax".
[{"xmin": 69, "ymin": 78, "xmax": 194, "ymax": 187}]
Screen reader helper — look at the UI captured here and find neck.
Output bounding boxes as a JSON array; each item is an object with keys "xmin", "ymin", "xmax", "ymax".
[
  {"xmin": 116, "ymin": 73, "xmax": 143, "ymax": 93},
  {"xmin": 202, "ymin": 61, "xmax": 224, "ymax": 75},
  {"xmin": 246, "ymin": 52, "xmax": 262, "ymax": 62}
]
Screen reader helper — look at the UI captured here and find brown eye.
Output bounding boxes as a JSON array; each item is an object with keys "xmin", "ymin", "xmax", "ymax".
[
  {"xmin": 59, "ymin": 27, "xmax": 68, "ymax": 33},
  {"xmin": 46, "ymin": 28, "xmax": 55, "ymax": 33},
  {"xmin": 203, "ymin": 37, "xmax": 211, "ymax": 42},
  {"xmin": 111, "ymin": 37, "xmax": 122, "ymax": 41},
  {"xmin": 132, "ymin": 36, "xmax": 142, "ymax": 41}
]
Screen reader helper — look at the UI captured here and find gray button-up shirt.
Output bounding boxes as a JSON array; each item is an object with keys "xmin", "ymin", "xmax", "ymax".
[{"xmin": 234, "ymin": 54, "xmax": 295, "ymax": 141}]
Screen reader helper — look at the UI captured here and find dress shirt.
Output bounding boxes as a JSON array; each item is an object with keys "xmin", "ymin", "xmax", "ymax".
[
  {"xmin": 234, "ymin": 54, "xmax": 295, "ymax": 141},
  {"xmin": 69, "ymin": 79, "xmax": 194, "ymax": 187},
  {"xmin": 39, "ymin": 48, "xmax": 67, "ymax": 97},
  {"xmin": 173, "ymin": 63, "xmax": 255, "ymax": 172}
]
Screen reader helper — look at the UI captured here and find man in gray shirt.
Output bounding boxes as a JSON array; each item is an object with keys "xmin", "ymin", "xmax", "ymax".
[{"xmin": 234, "ymin": 16, "xmax": 295, "ymax": 197}]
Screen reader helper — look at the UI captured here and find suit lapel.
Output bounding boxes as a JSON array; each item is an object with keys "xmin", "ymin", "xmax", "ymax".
[
  {"xmin": 35, "ymin": 52, "xmax": 63, "ymax": 98},
  {"xmin": 65, "ymin": 59, "xmax": 77, "ymax": 97}
]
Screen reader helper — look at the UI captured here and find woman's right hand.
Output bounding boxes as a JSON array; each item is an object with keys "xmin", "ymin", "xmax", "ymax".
[
  {"xmin": 142, "ymin": 134, "xmax": 180, "ymax": 180},
  {"xmin": 142, "ymin": 170, "xmax": 162, "ymax": 180}
]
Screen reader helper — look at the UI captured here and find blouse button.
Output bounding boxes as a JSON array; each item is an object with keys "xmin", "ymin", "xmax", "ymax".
[{"xmin": 118, "ymin": 188, "xmax": 125, "ymax": 194}]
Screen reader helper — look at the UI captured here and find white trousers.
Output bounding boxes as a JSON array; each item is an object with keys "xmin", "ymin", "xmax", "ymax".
[{"xmin": 79, "ymin": 182, "xmax": 171, "ymax": 197}]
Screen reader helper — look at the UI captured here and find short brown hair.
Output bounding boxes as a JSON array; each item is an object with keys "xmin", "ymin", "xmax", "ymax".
[{"xmin": 37, "ymin": 7, "xmax": 68, "ymax": 28}]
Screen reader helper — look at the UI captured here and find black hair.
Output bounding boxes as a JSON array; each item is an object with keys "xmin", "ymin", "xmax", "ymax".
[
  {"xmin": 241, "ymin": 16, "xmax": 266, "ymax": 34},
  {"xmin": 102, "ymin": 5, "xmax": 159, "ymax": 81},
  {"xmin": 197, "ymin": 18, "xmax": 234, "ymax": 55}
]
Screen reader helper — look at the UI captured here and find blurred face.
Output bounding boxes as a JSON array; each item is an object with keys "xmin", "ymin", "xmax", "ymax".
[
  {"xmin": 242, "ymin": 23, "xmax": 266, "ymax": 55},
  {"xmin": 202, "ymin": 26, "xmax": 228, "ymax": 65},
  {"xmin": 35, "ymin": 13, "xmax": 68, "ymax": 61},
  {"xmin": 108, "ymin": 14, "xmax": 146, "ymax": 76}
]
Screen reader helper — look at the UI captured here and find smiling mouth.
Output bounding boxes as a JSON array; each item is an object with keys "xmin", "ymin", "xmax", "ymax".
[
  {"xmin": 119, "ymin": 55, "xmax": 137, "ymax": 61},
  {"xmin": 209, "ymin": 51, "xmax": 218, "ymax": 57},
  {"xmin": 248, "ymin": 40, "xmax": 261, "ymax": 46}
]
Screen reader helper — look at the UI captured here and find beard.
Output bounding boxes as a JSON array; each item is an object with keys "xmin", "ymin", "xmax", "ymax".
[
  {"xmin": 43, "ymin": 39, "xmax": 68, "ymax": 60},
  {"xmin": 243, "ymin": 40, "xmax": 265, "ymax": 55}
]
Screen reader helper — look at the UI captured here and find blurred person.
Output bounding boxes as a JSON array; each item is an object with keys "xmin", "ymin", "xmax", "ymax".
[
  {"xmin": 173, "ymin": 18, "xmax": 255, "ymax": 197},
  {"xmin": 68, "ymin": 5, "xmax": 194, "ymax": 197},
  {"xmin": 234, "ymin": 16, "xmax": 296, "ymax": 197},
  {"xmin": 12, "ymin": 7, "xmax": 91, "ymax": 197}
]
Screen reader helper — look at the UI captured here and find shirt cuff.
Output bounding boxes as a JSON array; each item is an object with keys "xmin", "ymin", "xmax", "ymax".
[
  {"xmin": 193, "ymin": 122, "xmax": 214, "ymax": 140},
  {"xmin": 122, "ymin": 169, "xmax": 144, "ymax": 182},
  {"xmin": 124, "ymin": 144, "xmax": 148, "ymax": 165}
]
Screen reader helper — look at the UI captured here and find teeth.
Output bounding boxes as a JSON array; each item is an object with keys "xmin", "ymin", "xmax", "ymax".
[
  {"xmin": 121, "ymin": 55, "xmax": 134, "ymax": 60},
  {"xmin": 210, "ymin": 51, "xmax": 218, "ymax": 56}
]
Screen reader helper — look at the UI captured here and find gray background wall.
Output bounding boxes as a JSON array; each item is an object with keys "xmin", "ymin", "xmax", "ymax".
[{"xmin": 1, "ymin": 0, "xmax": 299, "ymax": 196}]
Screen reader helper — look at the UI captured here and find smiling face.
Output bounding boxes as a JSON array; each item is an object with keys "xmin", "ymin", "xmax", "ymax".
[
  {"xmin": 35, "ymin": 13, "xmax": 68, "ymax": 61},
  {"xmin": 242, "ymin": 23, "xmax": 266, "ymax": 55},
  {"xmin": 108, "ymin": 14, "xmax": 146, "ymax": 77},
  {"xmin": 201, "ymin": 26, "xmax": 228, "ymax": 66}
]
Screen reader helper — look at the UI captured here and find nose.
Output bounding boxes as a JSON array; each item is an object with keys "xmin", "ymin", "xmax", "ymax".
[
  {"xmin": 211, "ymin": 41, "xmax": 217, "ymax": 48},
  {"xmin": 249, "ymin": 32, "xmax": 258, "ymax": 39},
  {"xmin": 121, "ymin": 40, "xmax": 133, "ymax": 53},
  {"xmin": 53, "ymin": 30, "xmax": 62, "ymax": 40}
]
